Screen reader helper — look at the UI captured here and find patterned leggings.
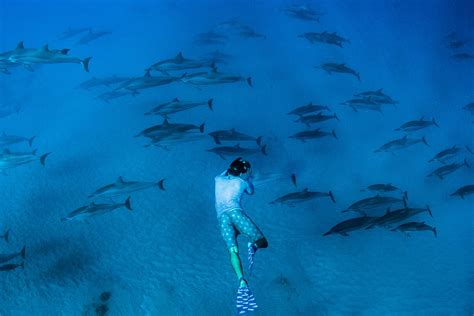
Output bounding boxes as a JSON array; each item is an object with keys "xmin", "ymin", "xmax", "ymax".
[{"xmin": 218, "ymin": 209, "xmax": 264, "ymax": 251}]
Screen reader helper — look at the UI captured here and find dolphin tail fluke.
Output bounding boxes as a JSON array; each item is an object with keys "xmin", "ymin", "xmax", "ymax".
[
  {"xmin": 199, "ymin": 123, "xmax": 205, "ymax": 133},
  {"xmin": 28, "ymin": 136, "xmax": 36, "ymax": 147},
  {"xmin": 426, "ymin": 205, "xmax": 433, "ymax": 217},
  {"xmin": 328, "ymin": 190, "xmax": 336, "ymax": 203},
  {"xmin": 2, "ymin": 230, "xmax": 9, "ymax": 243},
  {"xmin": 40, "ymin": 152, "xmax": 51, "ymax": 166},
  {"xmin": 422, "ymin": 136, "xmax": 428, "ymax": 146},
  {"xmin": 256, "ymin": 136, "xmax": 262, "ymax": 146},
  {"xmin": 466, "ymin": 145, "xmax": 474, "ymax": 154},
  {"xmin": 356, "ymin": 73, "xmax": 361, "ymax": 81},
  {"xmin": 208, "ymin": 98, "xmax": 214, "ymax": 111},
  {"xmin": 332, "ymin": 130, "xmax": 338, "ymax": 139},
  {"xmin": 261, "ymin": 145, "xmax": 267, "ymax": 155},
  {"xmin": 157, "ymin": 179, "xmax": 166, "ymax": 191},
  {"xmin": 246, "ymin": 77, "xmax": 252, "ymax": 87},
  {"xmin": 20, "ymin": 246, "xmax": 26, "ymax": 259},
  {"xmin": 124, "ymin": 196, "xmax": 132, "ymax": 211},
  {"xmin": 82, "ymin": 57, "xmax": 92, "ymax": 72},
  {"xmin": 432, "ymin": 118, "xmax": 440, "ymax": 128},
  {"xmin": 464, "ymin": 159, "xmax": 470, "ymax": 168},
  {"xmin": 211, "ymin": 135, "xmax": 221, "ymax": 145},
  {"xmin": 433, "ymin": 227, "xmax": 437, "ymax": 238}
]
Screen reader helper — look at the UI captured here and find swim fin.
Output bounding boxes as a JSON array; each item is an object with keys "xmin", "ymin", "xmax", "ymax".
[{"xmin": 236, "ymin": 281, "xmax": 258, "ymax": 314}]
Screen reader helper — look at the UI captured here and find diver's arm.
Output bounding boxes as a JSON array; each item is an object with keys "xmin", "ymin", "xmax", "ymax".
[{"xmin": 245, "ymin": 177, "xmax": 255, "ymax": 195}]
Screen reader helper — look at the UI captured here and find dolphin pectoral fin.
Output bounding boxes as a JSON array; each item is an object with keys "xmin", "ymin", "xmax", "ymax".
[
  {"xmin": 340, "ymin": 232, "xmax": 349, "ymax": 237},
  {"xmin": 218, "ymin": 154, "xmax": 226, "ymax": 160}
]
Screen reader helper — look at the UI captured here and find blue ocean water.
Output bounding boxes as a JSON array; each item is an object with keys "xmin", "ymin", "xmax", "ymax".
[{"xmin": 0, "ymin": 0, "xmax": 473, "ymax": 315}]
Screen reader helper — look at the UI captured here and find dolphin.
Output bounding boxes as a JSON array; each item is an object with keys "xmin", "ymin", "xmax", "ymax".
[
  {"xmin": 390, "ymin": 221, "xmax": 437, "ymax": 237},
  {"xmin": 451, "ymin": 52, "xmax": 473, "ymax": 60},
  {"xmin": 342, "ymin": 194, "xmax": 406, "ymax": 216},
  {"xmin": 208, "ymin": 129, "xmax": 261, "ymax": 145},
  {"xmin": 374, "ymin": 135, "xmax": 428, "ymax": 153},
  {"xmin": 462, "ymin": 102, "xmax": 474, "ymax": 115},
  {"xmin": 181, "ymin": 66, "xmax": 252, "ymax": 87},
  {"xmin": 7, "ymin": 42, "xmax": 91, "ymax": 72},
  {"xmin": 147, "ymin": 52, "xmax": 214, "ymax": 74},
  {"xmin": 394, "ymin": 117, "xmax": 440, "ymax": 132},
  {"xmin": 361, "ymin": 183, "xmax": 407, "ymax": 198},
  {"xmin": 145, "ymin": 97, "xmax": 213, "ymax": 117},
  {"xmin": 58, "ymin": 27, "xmax": 89, "ymax": 40},
  {"xmin": 0, "ymin": 104, "xmax": 21, "ymax": 119},
  {"xmin": 135, "ymin": 119, "xmax": 205, "ymax": 139},
  {"xmin": 287, "ymin": 102, "xmax": 331, "ymax": 116},
  {"xmin": 428, "ymin": 145, "xmax": 473, "ymax": 164},
  {"xmin": 450, "ymin": 184, "xmax": 474, "ymax": 199},
  {"xmin": 115, "ymin": 70, "xmax": 183, "ymax": 91},
  {"xmin": 78, "ymin": 75, "xmax": 131, "ymax": 90},
  {"xmin": 0, "ymin": 262, "xmax": 24, "ymax": 272},
  {"xmin": 0, "ymin": 149, "xmax": 50, "ymax": 173},
  {"xmin": 298, "ymin": 31, "xmax": 349, "ymax": 47},
  {"xmin": 283, "ymin": 5, "xmax": 323, "ymax": 22},
  {"xmin": 294, "ymin": 112, "xmax": 339, "ymax": 127},
  {"xmin": 340, "ymin": 97, "xmax": 383, "ymax": 113},
  {"xmin": 323, "ymin": 216, "xmax": 376, "ymax": 236},
  {"xmin": 1, "ymin": 230, "xmax": 8, "ymax": 242},
  {"xmin": 316, "ymin": 63, "xmax": 360, "ymax": 81},
  {"xmin": 76, "ymin": 29, "xmax": 111, "ymax": 45},
  {"xmin": 206, "ymin": 143, "xmax": 267, "ymax": 160},
  {"xmin": 89, "ymin": 176, "xmax": 165, "ymax": 199},
  {"xmin": 270, "ymin": 188, "xmax": 336, "ymax": 206},
  {"xmin": 365, "ymin": 205, "xmax": 432, "ymax": 229},
  {"xmin": 289, "ymin": 129, "xmax": 337, "ymax": 142},
  {"xmin": 239, "ymin": 27, "xmax": 266, "ymax": 39},
  {"xmin": 0, "ymin": 132, "xmax": 35, "ymax": 147},
  {"xmin": 147, "ymin": 132, "xmax": 206, "ymax": 149},
  {"xmin": 427, "ymin": 159, "xmax": 470, "ymax": 179},
  {"xmin": 0, "ymin": 246, "xmax": 25, "ymax": 264},
  {"xmin": 61, "ymin": 197, "xmax": 132, "ymax": 221}
]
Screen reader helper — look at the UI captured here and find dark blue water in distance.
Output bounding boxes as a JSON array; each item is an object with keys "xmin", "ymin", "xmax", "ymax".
[{"xmin": 0, "ymin": 0, "xmax": 473, "ymax": 315}]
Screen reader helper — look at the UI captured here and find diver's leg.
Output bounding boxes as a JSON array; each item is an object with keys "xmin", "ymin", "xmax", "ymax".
[
  {"xmin": 229, "ymin": 246, "xmax": 247, "ymax": 287},
  {"xmin": 231, "ymin": 210, "xmax": 267, "ymax": 274},
  {"xmin": 218, "ymin": 212, "xmax": 246, "ymax": 286}
]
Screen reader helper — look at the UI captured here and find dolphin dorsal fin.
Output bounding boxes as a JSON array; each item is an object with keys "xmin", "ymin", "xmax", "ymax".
[
  {"xmin": 117, "ymin": 176, "xmax": 125, "ymax": 183},
  {"xmin": 307, "ymin": 102, "xmax": 312, "ymax": 106},
  {"xmin": 163, "ymin": 118, "xmax": 169, "ymax": 125},
  {"xmin": 385, "ymin": 207, "xmax": 390, "ymax": 215},
  {"xmin": 377, "ymin": 88, "xmax": 383, "ymax": 92},
  {"xmin": 16, "ymin": 41, "xmax": 24, "ymax": 50},
  {"xmin": 172, "ymin": 97, "xmax": 179, "ymax": 102},
  {"xmin": 452, "ymin": 145, "xmax": 457, "ymax": 149},
  {"xmin": 402, "ymin": 135, "xmax": 407, "ymax": 140},
  {"xmin": 231, "ymin": 128, "xmax": 235, "ymax": 132},
  {"xmin": 42, "ymin": 44, "xmax": 49, "ymax": 51},
  {"xmin": 234, "ymin": 143, "xmax": 241, "ymax": 148},
  {"xmin": 419, "ymin": 116, "xmax": 425, "ymax": 121},
  {"xmin": 175, "ymin": 52, "xmax": 184, "ymax": 62},
  {"xmin": 303, "ymin": 188, "xmax": 309, "ymax": 192},
  {"xmin": 144, "ymin": 69, "xmax": 151, "ymax": 77},
  {"xmin": 61, "ymin": 48, "xmax": 70, "ymax": 55}
]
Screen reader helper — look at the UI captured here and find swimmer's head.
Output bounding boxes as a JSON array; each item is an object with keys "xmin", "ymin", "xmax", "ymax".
[{"xmin": 227, "ymin": 157, "xmax": 251, "ymax": 177}]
